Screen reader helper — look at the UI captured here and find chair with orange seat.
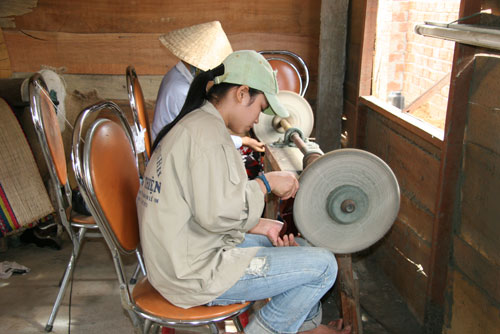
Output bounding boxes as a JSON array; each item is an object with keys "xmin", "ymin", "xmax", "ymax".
[
  {"xmin": 126, "ymin": 65, "xmax": 152, "ymax": 164},
  {"xmin": 259, "ymin": 50, "xmax": 310, "ymax": 97},
  {"xmin": 72, "ymin": 101, "xmax": 252, "ymax": 334},
  {"xmin": 28, "ymin": 73, "xmax": 100, "ymax": 332},
  {"xmin": 30, "ymin": 75, "xmax": 146, "ymax": 331}
]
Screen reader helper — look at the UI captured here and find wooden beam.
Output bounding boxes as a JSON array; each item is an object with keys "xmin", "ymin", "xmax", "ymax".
[
  {"xmin": 4, "ymin": 30, "xmax": 317, "ymax": 75},
  {"xmin": 0, "ymin": 28, "xmax": 12, "ymax": 78},
  {"xmin": 360, "ymin": 96, "xmax": 444, "ymax": 146},
  {"xmin": 8, "ymin": 0, "xmax": 320, "ymax": 37},
  {"xmin": 337, "ymin": 255, "xmax": 363, "ymax": 334},
  {"xmin": 342, "ymin": 0, "xmax": 378, "ymax": 149},
  {"xmin": 424, "ymin": 0, "xmax": 483, "ymax": 331},
  {"xmin": 403, "ymin": 73, "xmax": 451, "ymax": 114},
  {"xmin": 315, "ymin": 0, "xmax": 349, "ymax": 152}
]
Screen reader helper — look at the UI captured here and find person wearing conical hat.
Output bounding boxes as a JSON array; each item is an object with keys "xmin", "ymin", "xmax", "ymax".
[
  {"xmin": 139, "ymin": 50, "xmax": 351, "ymax": 334},
  {"xmin": 152, "ymin": 21, "xmax": 264, "ymax": 155}
]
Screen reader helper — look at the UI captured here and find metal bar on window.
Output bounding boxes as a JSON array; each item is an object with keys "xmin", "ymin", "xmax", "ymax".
[{"xmin": 414, "ymin": 22, "xmax": 500, "ymax": 51}]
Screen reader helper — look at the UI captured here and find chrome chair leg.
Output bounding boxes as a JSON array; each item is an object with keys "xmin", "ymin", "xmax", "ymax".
[
  {"xmin": 136, "ymin": 249, "xmax": 146, "ymax": 275},
  {"xmin": 130, "ymin": 263, "xmax": 141, "ymax": 284},
  {"xmin": 45, "ymin": 251, "xmax": 76, "ymax": 332},
  {"xmin": 208, "ymin": 322, "xmax": 219, "ymax": 334},
  {"xmin": 143, "ymin": 318, "xmax": 153, "ymax": 334},
  {"xmin": 45, "ymin": 228, "xmax": 86, "ymax": 332},
  {"xmin": 152, "ymin": 323, "xmax": 162, "ymax": 334},
  {"xmin": 130, "ymin": 249, "xmax": 146, "ymax": 284},
  {"xmin": 233, "ymin": 315, "xmax": 245, "ymax": 332}
]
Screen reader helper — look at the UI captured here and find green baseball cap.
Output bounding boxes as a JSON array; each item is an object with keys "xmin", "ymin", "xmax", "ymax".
[{"xmin": 214, "ymin": 50, "xmax": 289, "ymax": 118}]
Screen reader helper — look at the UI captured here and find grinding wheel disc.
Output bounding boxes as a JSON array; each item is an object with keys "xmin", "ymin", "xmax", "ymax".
[
  {"xmin": 254, "ymin": 90, "xmax": 314, "ymax": 144},
  {"xmin": 293, "ymin": 149, "xmax": 400, "ymax": 253}
]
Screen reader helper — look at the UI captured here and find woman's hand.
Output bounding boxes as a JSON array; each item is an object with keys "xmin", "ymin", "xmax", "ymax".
[
  {"xmin": 259, "ymin": 171, "xmax": 299, "ymax": 200},
  {"xmin": 275, "ymin": 233, "xmax": 299, "ymax": 247},
  {"xmin": 248, "ymin": 218, "xmax": 299, "ymax": 247},
  {"xmin": 241, "ymin": 136, "xmax": 265, "ymax": 152}
]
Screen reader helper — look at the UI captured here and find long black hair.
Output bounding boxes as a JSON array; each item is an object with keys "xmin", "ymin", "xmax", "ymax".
[{"xmin": 152, "ymin": 64, "xmax": 261, "ymax": 151}]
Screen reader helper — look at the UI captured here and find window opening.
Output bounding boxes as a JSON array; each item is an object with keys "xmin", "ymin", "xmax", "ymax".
[{"xmin": 372, "ymin": 0, "xmax": 460, "ymax": 130}]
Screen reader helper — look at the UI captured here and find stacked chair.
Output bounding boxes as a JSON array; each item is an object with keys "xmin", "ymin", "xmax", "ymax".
[
  {"xmin": 126, "ymin": 65, "xmax": 152, "ymax": 164},
  {"xmin": 259, "ymin": 50, "xmax": 310, "ymax": 96},
  {"xmin": 28, "ymin": 74, "xmax": 100, "ymax": 332},
  {"xmin": 125, "ymin": 65, "xmax": 152, "ymax": 284},
  {"xmin": 28, "ymin": 74, "xmax": 145, "ymax": 332}
]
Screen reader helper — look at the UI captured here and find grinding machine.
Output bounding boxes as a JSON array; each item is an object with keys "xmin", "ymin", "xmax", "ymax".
[{"xmin": 254, "ymin": 91, "xmax": 401, "ymax": 254}]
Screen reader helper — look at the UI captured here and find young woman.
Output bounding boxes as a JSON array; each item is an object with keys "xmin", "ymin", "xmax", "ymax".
[{"xmin": 138, "ymin": 50, "xmax": 351, "ymax": 334}]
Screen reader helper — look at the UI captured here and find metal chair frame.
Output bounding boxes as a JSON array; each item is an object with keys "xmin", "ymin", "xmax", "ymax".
[
  {"xmin": 29, "ymin": 73, "xmax": 100, "ymax": 332},
  {"xmin": 259, "ymin": 50, "xmax": 310, "ymax": 97},
  {"xmin": 72, "ymin": 101, "xmax": 252, "ymax": 333},
  {"xmin": 126, "ymin": 65, "xmax": 154, "ymax": 284},
  {"xmin": 126, "ymin": 65, "xmax": 152, "ymax": 164},
  {"xmin": 30, "ymin": 76, "xmax": 146, "ymax": 331}
]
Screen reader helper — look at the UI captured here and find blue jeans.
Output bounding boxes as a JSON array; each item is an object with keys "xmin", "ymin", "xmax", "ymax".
[{"xmin": 207, "ymin": 234, "xmax": 338, "ymax": 334}]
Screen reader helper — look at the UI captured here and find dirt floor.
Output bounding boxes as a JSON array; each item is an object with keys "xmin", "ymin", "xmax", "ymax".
[{"xmin": 0, "ymin": 232, "xmax": 423, "ymax": 334}]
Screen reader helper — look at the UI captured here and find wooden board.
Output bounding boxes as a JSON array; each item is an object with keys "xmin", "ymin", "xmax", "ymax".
[
  {"xmin": 398, "ymin": 194, "xmax": 434, "ymax": 244},
  {"xmin": 445, "ymin": 271, "xmax": 500, "ymax": 334},
  {"xmin": 423, "ymin": 47, "xmax": 476, "ymax": 332},
  {"xmin": 0, "ymin": 28, "xmax": 11, "ymax": 78},
  {"xmin": 315, "ymin": 0, "xmax": 349, "ymax": 151},
  {"xmin": 372, "ymin": 228, "xmax": 429, "ymax": 323},
  {"xmin": 452, "ymin": 236, "xmax": 500, "ymax": 304},
  {"xmin": 435, "ymin": 51, "xmax": 500, "ymax": 333},
  {"xmin": 61, "ymin": 73, "xmax": 163, "ymax": 101},
  {"xmin": 360, "ymin": 108, "xmax": 440, "ymax": 323},
  {"xmin": 11, "ymin": 0, "xmax": 321, "ymax": 36},
  {"xmin": 264, "ymin": 145, "xmax": 304, "ymax": 174},
  {"xmin": 459, "ymin": 143, "xmax": 500, "ymax": 264},
  {"xmin": 364, "ymin": 111, "xmax": 441, "ymax": 213},
  {"xmin": 4, "ymin": 30, "xmax": 317, "ymax": 76}
]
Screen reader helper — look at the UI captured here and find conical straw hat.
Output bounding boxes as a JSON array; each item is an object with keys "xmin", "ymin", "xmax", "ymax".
[{"xmin": 159, "ymin": 21, "xmax": 233, "ymax": 71}]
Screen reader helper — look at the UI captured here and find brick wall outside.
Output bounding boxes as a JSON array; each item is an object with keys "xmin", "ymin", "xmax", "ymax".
[{"xmin": 373, "ymin": 0, "xmax": 460, "ymax": 129}]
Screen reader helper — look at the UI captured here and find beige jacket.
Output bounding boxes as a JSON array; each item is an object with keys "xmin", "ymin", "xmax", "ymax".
[{"xmin": 137, "ymin": 101, "xmax": 264, "ymax": 308}]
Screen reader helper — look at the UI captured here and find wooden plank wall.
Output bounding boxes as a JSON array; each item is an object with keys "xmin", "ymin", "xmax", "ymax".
[
  {"xmin": 0, "ymin": 28, "xmax": 12, "ymax": 78},
  {"xmin": 443, "ymin": 54, "xmax": 500, "ymax": 334},
  {"xmin": 346, "ymin": 0, "xmax": 500, "ymax": 330},
  {"xmin": 1, "ymin": 0, "xmax": 320, "ymax": 104},
  {"xmin": 363, "ymin": 110, "xmax": 440, "ymax": 323}
]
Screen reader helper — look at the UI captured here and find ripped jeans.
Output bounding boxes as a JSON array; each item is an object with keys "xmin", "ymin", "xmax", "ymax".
[{"xmin": 207, "ymin": 234, "xmax": 338, "ymax": 334}]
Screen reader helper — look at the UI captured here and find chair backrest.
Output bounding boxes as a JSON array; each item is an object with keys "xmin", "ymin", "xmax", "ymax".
[
  {"xmin": 72, "ymin": 101, "xmax": 140, "ymax": 255},
  {"xmin": 259, "ymin": 50, "xmax": 310, "ymax": 97},
  {"xmin": 126, "ymin": 65, "xmax": 152, "ymax": 162},
  {"xmin": 29, "ymin": 74, "xmax": 72, "ymax": 224},
  {"xmin": 72, "ymin": 101, "xmax": 140, "ymax": 309}
]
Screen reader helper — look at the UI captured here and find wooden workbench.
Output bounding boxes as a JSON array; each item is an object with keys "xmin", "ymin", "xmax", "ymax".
[{"xmin": 263, "ymin": 144, "xmax": 363, "ymax": 334}]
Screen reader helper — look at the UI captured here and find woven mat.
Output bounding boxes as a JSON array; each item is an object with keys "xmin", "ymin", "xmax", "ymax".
[{"xmin": 0, "ymin": 98, "xmax": 54, "ymax": 237}]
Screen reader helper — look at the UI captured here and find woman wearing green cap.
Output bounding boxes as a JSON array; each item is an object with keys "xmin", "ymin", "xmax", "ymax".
[{"xmin": 138, "ymin": 50, "xmax": 351, "ymax": 334}]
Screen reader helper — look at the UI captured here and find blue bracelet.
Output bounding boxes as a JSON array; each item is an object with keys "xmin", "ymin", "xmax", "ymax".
[{"xmin": 257, "ymin": 174, "xmax": 271, "ymax": 194}]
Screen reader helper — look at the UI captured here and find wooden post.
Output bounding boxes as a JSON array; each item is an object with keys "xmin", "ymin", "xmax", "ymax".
[
  {"xmin": 316, "ymin": 0, "xmax": 349, "ymax": 152},
  {"xmin": 336, "ymin": 255, "xmax": 362, "ymax": 334},
  {"xmin": 424, "ymin": 1, "xmax": 482, "ymax": 332}
]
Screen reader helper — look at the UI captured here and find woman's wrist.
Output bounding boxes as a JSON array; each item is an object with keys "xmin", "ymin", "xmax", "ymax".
[{"xmin": 256, "ymin": 174, "xmax": 271, "ymax": 194}]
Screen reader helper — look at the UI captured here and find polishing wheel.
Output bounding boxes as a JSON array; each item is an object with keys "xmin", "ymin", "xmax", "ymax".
[
  {"xmin": 293, "ymin": 149, "xmax": 400, "ymax": 253},
  {"xmin": 254, "ymin": 90, "xmax": 314, "ymax": 144}
]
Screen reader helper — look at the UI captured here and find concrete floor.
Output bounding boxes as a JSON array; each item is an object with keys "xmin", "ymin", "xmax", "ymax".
[{"xmin": 0, "ymin": 231, "xmax": 423, "ymax": 334}]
